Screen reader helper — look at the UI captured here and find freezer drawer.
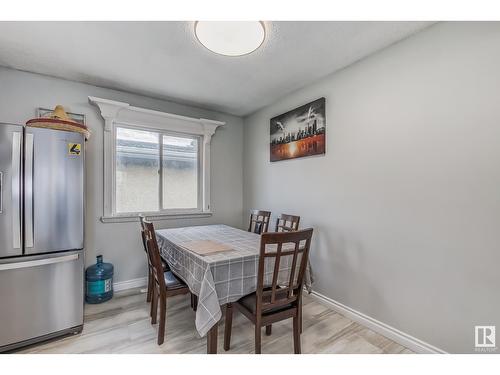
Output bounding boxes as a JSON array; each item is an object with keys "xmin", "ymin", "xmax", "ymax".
[
  {"xmin": 0, "ymin": 250, "xmax": 84, "ymax": 350},
  {"xmin": 24, "ymin": 127, "xmax": 84, "ymax": 255}
]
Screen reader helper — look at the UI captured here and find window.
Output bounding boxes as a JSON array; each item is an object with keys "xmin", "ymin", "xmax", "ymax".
[
  {"xmin": 115, "ymin": 126, "xmax": 201, "ymax": 214},
  {"xmin": 162, "ymin": 135, "xmax": 199, "ymax": 210},
  {"xmin": 89, "ymin": 96, "xmax": 223, "ymax": 222},
  {"xmin": 115, "ymin": 127, "xmax": 160, "ymax": 213}
]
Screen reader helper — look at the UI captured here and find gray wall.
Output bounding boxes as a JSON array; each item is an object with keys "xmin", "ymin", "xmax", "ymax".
[
  {"xmin": 0, "ymin": 66, "xmax": 244, "ymax": 283},
  {"xmin": 243, "ymin": 22, "xmax": 500, "ymax": 353}
]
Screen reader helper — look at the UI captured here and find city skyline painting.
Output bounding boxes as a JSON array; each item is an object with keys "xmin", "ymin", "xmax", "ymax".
[{"xmin": 270, "ymin": 97, "xmax": 326, "ymax": 162}]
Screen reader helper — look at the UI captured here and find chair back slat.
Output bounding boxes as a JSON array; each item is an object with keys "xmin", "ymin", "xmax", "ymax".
[
  {"xmin": 139, "ymin": 215, "xmax": 154, "ymax": 271},
  {"xmin": 141, "ymin": 230, "xmax": 154, "ymax": 269},
  {"xmin": 270, "ymin": 242, "xmax": 283, "ymax": 303},
  {"xmin": 139, "ymin": 215, "xmax": 148, "ymax": 253},
  {"xmin": 287, "ymin": 241, "xmax": 300, "ymax": 299},
  {"xmin": 295, "ymin": 239, "xmax": 311, "ymax": 290},
  {"xmin": 262, "ymin": 249, "xmax": 299, "ymax": 257},
  {"xmin": 256, "ymin": 228, "xmax": 313, "ymax": 315},
  {"xmin": 248, "ymin": 210, "xmax": 271, "ymax": 234},
  {"xmin": 275, "ymin": 214, "xmax": 300, "ymax": 233}
]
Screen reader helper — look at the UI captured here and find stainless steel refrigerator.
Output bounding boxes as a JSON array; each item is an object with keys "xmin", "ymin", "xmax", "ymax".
[{"xmin": 0, "ymin": 124, "xmax": 84, "ymax": 352}]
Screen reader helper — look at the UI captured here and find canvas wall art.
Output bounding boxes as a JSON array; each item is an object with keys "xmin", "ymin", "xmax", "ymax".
[{"xmin": 270, "ymin": 97, "xmax": 326, "ymax": 162}]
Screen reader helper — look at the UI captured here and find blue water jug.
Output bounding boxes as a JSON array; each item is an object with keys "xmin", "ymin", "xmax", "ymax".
[{"xmin": 85, "ymin": 255, "xmax": 114, "ymax": 304}]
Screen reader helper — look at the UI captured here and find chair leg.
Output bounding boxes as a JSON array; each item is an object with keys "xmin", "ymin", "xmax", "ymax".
[
  {"xmin": 293, "ymin": 316, "xmax": 301, "ymax": 354},
  {"xmin": 224, "ymin": 303, "xmax": 233, "ymax": 351},
  {"xmin": 146, "ymin": 270, "xmax": 153, "ymax": 303},
  {"xmin": 265, "ymin": 325, "xmax": 272, "ymax": 336},
  {"xmin": 150, "ymin": 287, "xmax": 158, "ymax": 324},
  {"xmin": 298, "ymin": 297, "xmax": 303, "ymax": 334},
  {"xmin": 158, "ymin": 294, "xmax": 166, "ymax": 345},
  {"xmin": 193, "ymin": 294, "xmax": 198, "ymax": 311},
  {"xmin": 255, "ymin": 324, "xmax": 262, "ymax": 354}
]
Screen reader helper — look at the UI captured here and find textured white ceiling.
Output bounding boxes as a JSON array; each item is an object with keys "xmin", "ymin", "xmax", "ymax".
[{"xmin": 0, "ymin": 21, "xmax": 433, "ymax": 116}]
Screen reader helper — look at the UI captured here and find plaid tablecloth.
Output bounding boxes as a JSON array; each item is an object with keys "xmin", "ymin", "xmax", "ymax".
[{"xmin": 156, "ymin": 224, "xmax": 313, "ymax": 337}]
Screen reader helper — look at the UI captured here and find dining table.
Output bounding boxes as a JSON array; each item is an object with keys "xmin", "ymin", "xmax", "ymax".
[{"xmin": 155, "ymin": 224, "xmax": 313, "ymax": 354}]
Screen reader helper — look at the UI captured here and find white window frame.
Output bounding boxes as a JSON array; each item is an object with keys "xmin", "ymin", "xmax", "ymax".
[
  {"xmin": 114, "ymin": 124, "xmax": 203, "ymax": 215},
  {"xmin": 89, "ymin": 96, "xmax": 224, "ymax": 223}
]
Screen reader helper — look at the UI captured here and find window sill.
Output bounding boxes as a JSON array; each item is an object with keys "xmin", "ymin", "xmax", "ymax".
[{"xmin": 100, "ymin": 211, "xmax": 213, "ymax": 223}]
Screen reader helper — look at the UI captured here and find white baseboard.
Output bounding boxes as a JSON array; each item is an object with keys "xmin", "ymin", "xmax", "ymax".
[
  {"xmin": 309, "ymin": 290, "xmax": 447, "ymax": 354},
  {"xmin": 113, "ymin": 277, "xmax": 148, "ymax": 292}
]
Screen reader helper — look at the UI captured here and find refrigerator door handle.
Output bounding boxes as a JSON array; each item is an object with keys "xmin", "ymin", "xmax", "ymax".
[
  {"xmin": 25, "ymin": 133, "xmax": 34, "ymax": 248},
  {"xmin": 0, "ymin": 253, "xmax": 79, "ymax": 271},
  {"xmin": 11, "ymin": 132, "xmax": 21, "ymax": 249},
  {"xmin": 0, "ymin": 171, "xmax": 3, "ymax": 213}
]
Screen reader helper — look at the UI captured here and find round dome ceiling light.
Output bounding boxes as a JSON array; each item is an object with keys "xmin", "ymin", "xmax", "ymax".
[{"xmin": 194, "ymin": 21, "xmax": 265, "ymax": 57}]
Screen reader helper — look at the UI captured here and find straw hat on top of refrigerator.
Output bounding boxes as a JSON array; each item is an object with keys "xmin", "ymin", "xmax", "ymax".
[{"xmin": 26, "ymin": 105, "xmax": 90, "ymax": 140}]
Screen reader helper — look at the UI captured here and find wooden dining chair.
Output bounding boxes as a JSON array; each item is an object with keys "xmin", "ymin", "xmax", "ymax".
[
  {"xmin": 139, "ymin": 215, "xmax": 198, "ymax": 311},
  {"xmin": 139, "ymin": 215, "xmax": 155, "ymax": 304},
  {"xmin": 224, "ymin": 228, "xmax": 314, "ymax": 354},
  {"xmin": 142, "ymin": 218, "xmax": 191, "ymax": 345},
  {"xmin": 248, "ymin": 210, "xmax": 271, "ymax": 234},
  {"xmin": 275, "ymin": 214, "xmax": 301, "ymax": 232}
]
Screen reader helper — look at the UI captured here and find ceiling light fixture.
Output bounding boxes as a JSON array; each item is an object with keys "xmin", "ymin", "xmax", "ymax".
[{"xmin": 194, "ymin": 21, "xmax": 265, "ymax": 57}]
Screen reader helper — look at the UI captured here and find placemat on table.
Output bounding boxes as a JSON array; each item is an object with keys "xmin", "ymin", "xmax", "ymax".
[{"xmin": 180, "ymin": 240, "xmax": 233, "ymax": 256}]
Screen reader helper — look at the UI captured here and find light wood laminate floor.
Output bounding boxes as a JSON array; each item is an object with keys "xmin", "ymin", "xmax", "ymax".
[{"xmin": 18, "ymin": 288, "xmax": 413, "ymax": 354}]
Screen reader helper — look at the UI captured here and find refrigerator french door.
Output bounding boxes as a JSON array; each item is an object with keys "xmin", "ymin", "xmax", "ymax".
[{"xmin": 0, "ymin": 124, "xmax": 85, "ymax": 352}]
